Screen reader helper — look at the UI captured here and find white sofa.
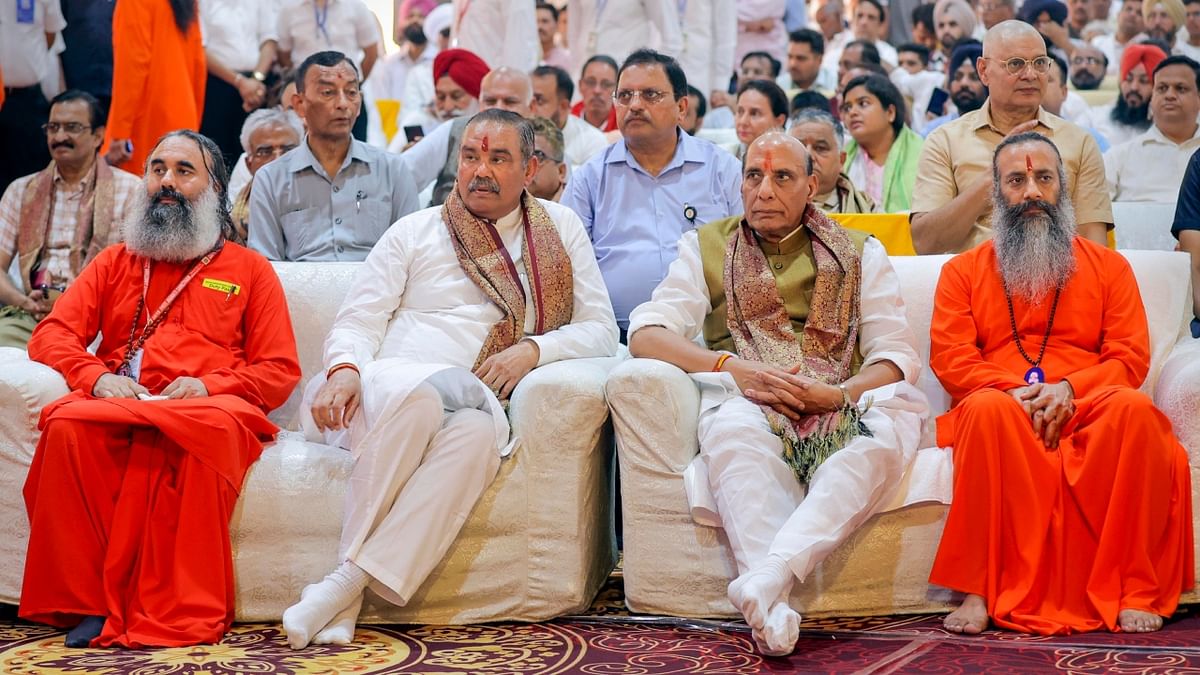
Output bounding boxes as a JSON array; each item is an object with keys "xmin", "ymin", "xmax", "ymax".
[
  {"xmin": 0, "ymin": 261, "xmax": 620, "ymax": 624},
  {"xmin": 607, "ymin": 251, "xmax": 1200, "ymax": 619}
]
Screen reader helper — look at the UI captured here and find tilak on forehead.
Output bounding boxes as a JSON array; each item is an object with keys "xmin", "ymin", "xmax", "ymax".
[
  {"xmin": 1026, "ymin": 154, "xmax": 1034, "ymax": 174},
  {"xmin": 481, "ymin": 135, "xmax": 489, "ymax": 152},
  {"xmin": 763, "ymin": 149, "xmax": 774, "ymax": 173}
]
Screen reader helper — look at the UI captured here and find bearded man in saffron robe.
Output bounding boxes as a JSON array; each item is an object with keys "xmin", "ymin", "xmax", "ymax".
[
  {"xmin": 279, "ymin": 109, "xmax": 618, "ymax": 649},
  {"xmin": 20, "ymin": 130, "xmax": 301, "ymax": 648},
  {"xmin": 929, "ymin": 131, "xmax": 1193, "ymax": 636},
  {"xmin": 626, "ymin": 132, "xmax": 929, "ymax": 656}
]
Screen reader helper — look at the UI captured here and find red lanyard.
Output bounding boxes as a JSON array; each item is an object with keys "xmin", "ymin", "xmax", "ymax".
[{"xmin": 117, "ymin": 241, "xmax": 224, "ymax": 375}]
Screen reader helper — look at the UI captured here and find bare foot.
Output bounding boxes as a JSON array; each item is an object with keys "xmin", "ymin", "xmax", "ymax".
[
  {"xmin": 1118, "ymin": 608, "xmax": 1163, "ymax": 633},
  {"xmin": 943, "ymin": 594, "xmax": 989, "ymax": 634}
]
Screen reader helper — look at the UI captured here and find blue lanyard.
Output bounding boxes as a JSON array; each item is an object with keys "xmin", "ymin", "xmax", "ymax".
[{"xmin": 314, "ymin": 0, "xmax": 331, "ymax": 45}]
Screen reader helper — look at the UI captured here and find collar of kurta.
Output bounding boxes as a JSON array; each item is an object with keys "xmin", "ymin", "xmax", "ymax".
[
  {"xmin": 606, "ymin": 128, "xmax": 706, "ymax": 176},
  {"xmin": 290, "ymin": 136, "xmax": 371, "ymax": 177},
  {"xmin": 1139, "ymin": 122, "xmax": 1200, "ymax": 147},
  {"xmin": 972, "ymin": 100, "xmax": 1061, "ymax": 135}
]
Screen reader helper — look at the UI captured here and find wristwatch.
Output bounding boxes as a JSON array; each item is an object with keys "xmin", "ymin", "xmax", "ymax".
[{"xmin": 252, "ymin": 70, "xmax": 267, "ymax": 82}]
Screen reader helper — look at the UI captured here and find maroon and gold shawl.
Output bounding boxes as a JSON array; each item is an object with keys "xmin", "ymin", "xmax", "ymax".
[
  {"xmin": 724, "ymin": 204, "xmax": 870, "ymax": 483},
  {"xmin": 443, "ymin": 189, "xmax": 574, "ymax": 371},
  {"xmin": 17, "ymin": 160, "xmax": 115, "ymax": 292}
]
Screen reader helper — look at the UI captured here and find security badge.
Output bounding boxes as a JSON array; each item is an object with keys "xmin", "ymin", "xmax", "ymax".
[
  {"xmin": 683, "ymin": 204, "xmax": 697, "ymax": 226},
  {"xmin": 201, "ymin": 278, "xmax": 241, "ymax": 300}
]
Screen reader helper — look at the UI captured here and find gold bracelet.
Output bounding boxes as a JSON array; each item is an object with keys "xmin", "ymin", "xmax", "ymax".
[
  {"xmin": 713, "ymin": 353, "xmax": 734, "ymax": 372},
  {"xmin": 838, "ymin": 383, "xmax": 853, "ymax": 408}
]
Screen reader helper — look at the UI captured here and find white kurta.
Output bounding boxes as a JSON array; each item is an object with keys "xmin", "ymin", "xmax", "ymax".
[
  {"xmin": 676, "ymin": 0, "xmax": 737, "ymax": 97},
  {"xmin": 626, "ymin": 232, "xmax": 929, "ymax": 580},
  {"xmin": 450, "ymin": 0, "xmax": 538, "ymax": 72},
  {"xmin": 307, "ymin": 198, "xmax": 618, "ymax": 604},
  {"xmin": 563, "ymin": 115, "xmax": 611, "ymax": 170},
  {"xmin": 1103, "ymin": 124, "xmax": 1200, "ymax": 202},
  {"xmin": 567, "ymin": 0, "xmax": 683, "ymax": 84}
]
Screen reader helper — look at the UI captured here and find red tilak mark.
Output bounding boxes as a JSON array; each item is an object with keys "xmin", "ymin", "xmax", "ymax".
[
  {"xmin": 1026, "ymin": 154, "xmax": 1034, "ymax": 174},
  {"xmin": 763, "ymin": 150, "xmax": 774, "ymax": 173},
  {"xmin": 481, "ymin": 135, "xmax": 489, "ymax": 152}
]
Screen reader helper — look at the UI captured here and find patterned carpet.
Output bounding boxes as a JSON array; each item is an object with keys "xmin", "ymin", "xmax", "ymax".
[{"xmin": 4, "ymin": 579, "xmax": 1200, "ymax": 674}]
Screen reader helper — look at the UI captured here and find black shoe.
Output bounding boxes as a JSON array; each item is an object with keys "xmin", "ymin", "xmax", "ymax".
[{"xmin": 64, "ymin": 616, "xmax": 105, "ymax": 648}]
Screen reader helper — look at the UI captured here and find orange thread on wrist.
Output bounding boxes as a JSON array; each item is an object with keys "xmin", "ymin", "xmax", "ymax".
[
  {"xmin": 713, "ymin": 353, "xmax": 734, "ymax": 372},
  {"xmin": 326, "ymin": 363, "xmax": 359, "ymax": 379}
]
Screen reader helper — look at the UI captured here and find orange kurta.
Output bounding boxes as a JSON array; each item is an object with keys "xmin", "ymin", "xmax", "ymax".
[
  {"xmin": 104, "ymin": 0, "xmax": 206, "ymax": 174},
  {"xmin": 20, "ymin": 242, "xmax": 300, "ymax": 647},
  {"xmin": 928, "ymin": 238, "xmax": 1193, "ymax": 635}
]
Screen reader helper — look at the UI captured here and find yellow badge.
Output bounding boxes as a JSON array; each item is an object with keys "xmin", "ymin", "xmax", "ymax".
[{"xmin": 201, "ymin": 278, "xmax": 241, "ymax": 295}]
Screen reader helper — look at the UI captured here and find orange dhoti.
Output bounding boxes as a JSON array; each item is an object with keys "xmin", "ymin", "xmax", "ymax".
[
  {"xmin": 929, "ymin": 385, "xmax": 1193, "ymax": 634},
  {"xmin": 20, "ymin": 394, "xmax": 277, "ymax": 648}
]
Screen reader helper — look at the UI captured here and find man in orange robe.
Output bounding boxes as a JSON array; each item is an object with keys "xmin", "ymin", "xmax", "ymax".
[
  {"xmin": 928, "ymin": 131, "xmax": 1193, "ymax": 636},
  {"xmin": 103, "ymin": 0, "xmax": 206, "ymax": 173},
  {"xmin": 19, "ymin": 130, "xmax": 301, "ymax": 648}
]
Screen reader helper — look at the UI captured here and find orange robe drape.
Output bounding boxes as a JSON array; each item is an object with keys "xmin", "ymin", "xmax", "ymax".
[
  {"xmin": 104, "ymin": 0, "xmax": 206, "ymax": 174},
  {"xmin": 928, "ymin": 238, "xmax": 1193, "ymax": 635},
  {"xmin": 20, "ymin": 243, "xmax": 301, "ymax": 647}
]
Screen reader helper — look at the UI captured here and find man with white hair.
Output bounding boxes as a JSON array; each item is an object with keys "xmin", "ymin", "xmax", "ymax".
[
  {"xmin": 230, "ymin": 108, "xmax": 303, "ymax": 245},
  {"xmin": 929, "ymin": 132, "xmax": 1192, "ymax": 635},
  {"xmin": 787, "ymin": 108, "xmax": 876, "ymax": 213},
  {"xmin": 19, "ymin": 130, "xmax": 302, "ymax": 648},
  {"xmin": 625, "ymin": 131, "xmax": 926, "ymax": 656},
  {"xmin": 280, "ymin": 109, "xmax": 617, "ymax": 649}
]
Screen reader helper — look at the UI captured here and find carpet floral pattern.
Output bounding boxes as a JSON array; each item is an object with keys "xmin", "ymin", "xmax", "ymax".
[{"xmin": 4, "ymin": 583, "xmax": 1200, "ymax": 673}]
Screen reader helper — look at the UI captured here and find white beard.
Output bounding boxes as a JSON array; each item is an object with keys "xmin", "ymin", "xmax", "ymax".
[
  {"xmin": 991, "ymin": 188, "xmax": 1078, "ymax": 304},
  {"xmin": 124, "ymin": 185, "xmax": 222, "ymax": 263}
]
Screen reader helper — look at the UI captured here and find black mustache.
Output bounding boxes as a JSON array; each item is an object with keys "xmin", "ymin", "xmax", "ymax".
[{"xmin": 51, "ymin": 142, "xmax": 74, "ymax": 150}]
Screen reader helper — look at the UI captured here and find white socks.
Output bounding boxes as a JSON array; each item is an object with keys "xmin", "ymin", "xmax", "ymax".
[
  {"xmin": 728, "ymin": 554, "xmax": 800, "ymax": 656},
  {"xmin": 282, "ymin": 561, "xmax": 370, "ymax": 649}
]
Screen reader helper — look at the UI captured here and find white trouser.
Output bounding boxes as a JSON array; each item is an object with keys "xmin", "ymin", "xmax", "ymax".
[
  {"xmin": 698, "ymin": 395, "xmax": 911, "ymax": 583},
  {"xmin": 339, "ymin": 382, "xmax": 501, "ymax": 606}
]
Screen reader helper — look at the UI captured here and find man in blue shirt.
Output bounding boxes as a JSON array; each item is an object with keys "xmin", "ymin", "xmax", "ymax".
[
  {"xmin": 562, "ymin": 49, "xmax": 743, "ymax": 338},
  {"xmin": 1172, "ymin": 148, "xmax": 1200, "ymax": 338}
]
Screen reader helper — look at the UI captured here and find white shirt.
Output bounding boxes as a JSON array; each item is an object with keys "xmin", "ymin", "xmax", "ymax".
[
  {"xmin": 563, "ymin": 115, "xmax": 609, "ymax": 169},
  {"xmin": 1176, "ymin": 39, "xmax": 1200, "ymax": 62},
  {"xmin": 396, "ymin": 117, "xmax": 456, "ymax": 188},
  {"xmin": 323, "ymin": 199, "xmax": 619, "ymax": 373},
  {"xmin": 1091, "ymin": 102, "xmax": 1146, "ymax": 147},
  {"xmin": 1060, "ymin": 91, "xmax": 1095, "ymax": 128},
  {"xmin": 0, "ymin": 0, "xmax": 66, "ymax": 87},
  {"xmin": 200, "ymin": 0, "xmax": 279, "ymax": 72},
  {"xmin": 567, "ymin": 0, "xmax": 683, "ymax": 85},
  {"xmin": 627, "ymin": 232, "xmax": 921, "ymax": 385},
  {"xmin": 276, "ymin": 0, "xmax": 377, "ymax": 70},
  {"xmin": 399, "ymin": 62, "xmax": 439, "ymax": 134},
  {"xmin": 375, "ymin": 44, "xmax": 436, "ymax": 102},
  {"xmin": 1090, "ymin": 33, "xmax": 1127, "ymax": 75},
  {"xmin": 890, "ymin": 69, "xmax": 943, "ymax": 135},
  {"xmin": 1104, "ymin": 123, "xmax": 1200, "ymax": 202},
  {"xmin": 451, "ymin": 0, "xmax": 537, "ymax": 72},
  {"xmin": 676, "ymin": 0, "xmax": 736, "ymax": 97}
]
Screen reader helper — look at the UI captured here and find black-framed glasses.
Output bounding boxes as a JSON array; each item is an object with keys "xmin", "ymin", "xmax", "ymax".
[
  {"xmin": 986, "ymin": 56, "xmax": 1053, "ymax": 75},
  {"xmin": 613, "ymin": 88, "xmax": 669, "ymax": 106},
  {"xmin": 42, "ymin": 122, "xmax": 94, "ymax": 136},
  {"xmin": 532, "ymin": 149, "xmax": 563, "ymax": 164}
]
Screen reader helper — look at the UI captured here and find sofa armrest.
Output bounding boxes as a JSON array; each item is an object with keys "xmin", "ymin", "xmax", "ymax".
[
  {"xmin": 605, "ymin": 358, "xmax": 702, "ymax": 473},
  {"xmin": 1154, "ymin": 338, "xmax": 1200, "ymax": 462},
  {"xmin": 0, "ymin": 348, "xmax": 69, "ymax": 462}
]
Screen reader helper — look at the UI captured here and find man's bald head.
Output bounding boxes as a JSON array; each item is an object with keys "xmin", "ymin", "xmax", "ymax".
[
  {"xmin": 742, "ymin": 132, "xmax": 819, "ymax": 242},
  {"xmin": 982, "ymin": 19, "xmax": 1044, "ymax": 54},
  {"xmin": 480, "ymin": 67, "xmax": 534, "ymax": 117}
]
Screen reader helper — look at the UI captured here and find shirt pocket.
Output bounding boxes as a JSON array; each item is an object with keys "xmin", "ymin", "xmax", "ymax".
[
  {"xmin": 280, "ymin": 206, "xmax": 326, "ymax": 257},
  {"xmin": 351, "ymin": 198, "xmax": 393, "ymax": 248},
  {"xmin": 181, "ymin": 277, "xmax": 250, "ymax": 349}
]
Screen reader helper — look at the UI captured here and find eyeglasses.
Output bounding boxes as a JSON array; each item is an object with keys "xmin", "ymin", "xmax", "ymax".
[
  {"xmin": 1071, "ymin": 55, "xmax": 1104, "ymax": 66},
  {"xmin": 41, "ymin": 122, "xmax": 94, "ymax": 136},
  {"xmin": 252, "ymin": 144, "xmax": 298, "ymax": 160},
  {"xmin": 532, "ymin": 149, "xmax": 563, "ymax": 163},
  {"xmin": 581, "ymin": 77, "xmax": 616, "ymax": 91},
  {"xmin": 986, "ymin": 56, "xmax": 1053, "ymax": 75},
  {"xmin": 613, "ymin": 88, "xmax": 670, "ymax": 105}
]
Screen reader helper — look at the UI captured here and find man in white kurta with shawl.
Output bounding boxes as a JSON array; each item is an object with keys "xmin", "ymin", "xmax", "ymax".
[
  {"xmin": 281, "ymin": 109, "xmax": 619, "ymax": 650},
  {"xmin": 627, "ymin": 132, "xmax": 928, "ymax": 656}
]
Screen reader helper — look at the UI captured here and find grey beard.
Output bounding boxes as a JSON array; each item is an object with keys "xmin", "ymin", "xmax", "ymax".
[
  {"xmin": 991, "ymin": 188, "xmax": 1078, "ymax": 304},
  {"xmin": 124, "ymin": 185, "xmax": 222, "ymax": 263}
]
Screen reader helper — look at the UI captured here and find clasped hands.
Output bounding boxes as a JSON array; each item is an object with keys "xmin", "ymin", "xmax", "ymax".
[
  {"xmin": 92, "ymin": 373, "xmax": 208, "ymax": 399},
  {"xmin": 310, "ymin": 341, "xmax": 540, "ymax": 433},
  {"xmin": 21, "ymin": 288, "xmax": 55, "ymax": 321},
  {"xmin": 1007, "ymin": 380, "xmax": 1075, "ymax": 449},
  {"xmin": 727, "ymin": 358, "xmax": 844, "ymax": 420}
]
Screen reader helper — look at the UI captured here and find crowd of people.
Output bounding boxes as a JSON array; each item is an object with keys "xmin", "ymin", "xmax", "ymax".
[{"xmin": 1, "ymin": 0, "xmax": 1198, "ymax": 659}]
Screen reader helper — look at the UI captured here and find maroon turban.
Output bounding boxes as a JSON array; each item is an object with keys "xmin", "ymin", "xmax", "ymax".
[
  {"xmin": 1120, "ymin": 44, "xmax": 1168, "ymax": 82},
  {"xmin": 433, "ymin": 49, "xmax": 490, "ymax": 100}
]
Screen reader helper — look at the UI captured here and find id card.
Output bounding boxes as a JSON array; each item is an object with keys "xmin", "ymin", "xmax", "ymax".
[
  {"xmin": 128, "ymin": 348, "xmax": 144, "ymax": 383},
  {"xmin": 16, "ymin": 0, "xmax": 35, "ymax": 24}
]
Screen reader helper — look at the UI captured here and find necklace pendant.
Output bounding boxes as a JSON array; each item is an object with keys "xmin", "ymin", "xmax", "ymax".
[{"xmin": 1024, "ymin": 367, "xmax": 1045, "ymax": 385}]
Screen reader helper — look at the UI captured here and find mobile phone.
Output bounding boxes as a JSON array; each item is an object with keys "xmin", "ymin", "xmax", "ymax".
[
  {"xmin": 927, "ymin": 87, "xmax": 950, "ymax": 117},
  {"xmin": 403, "ymin": 125, "xmax": 424, "ymax": 143}
]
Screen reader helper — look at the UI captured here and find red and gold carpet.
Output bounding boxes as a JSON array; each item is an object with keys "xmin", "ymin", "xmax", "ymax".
[{"xmin": 3, "ymin": 579, "xmax": 1200, "ymax": 674}]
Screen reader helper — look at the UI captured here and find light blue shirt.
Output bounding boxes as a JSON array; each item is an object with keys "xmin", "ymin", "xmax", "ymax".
[
  {"xmin": 562, "ymin": 131, "xmax": 743, "ymax": 329},
  {"xmin": 249, "ymin": 137, "xmax": 420, "ymax": 261}
]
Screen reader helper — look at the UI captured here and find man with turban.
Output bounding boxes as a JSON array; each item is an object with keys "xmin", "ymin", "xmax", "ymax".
[
  {"xmin": 390, "ymin": 47, "xmax": 489, "ymax": 149},
  {"xmin": 1094, "ymin": 43, "xmax": 1166, "ymax": 146},
  {"xmin": 1144, "ymin": 0, "xmax": 1186, "ymax": 48},
  {"xmin": 1020, "ymin": 0, "xmax": 1077, "ymax": 57},
  {"xmin": 922, "ymin": 41, "xmax": 988, "ymax": 137},
  {"xmin": 934, "ymin": 0, "xmax": 978, "ymax": 59}
]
